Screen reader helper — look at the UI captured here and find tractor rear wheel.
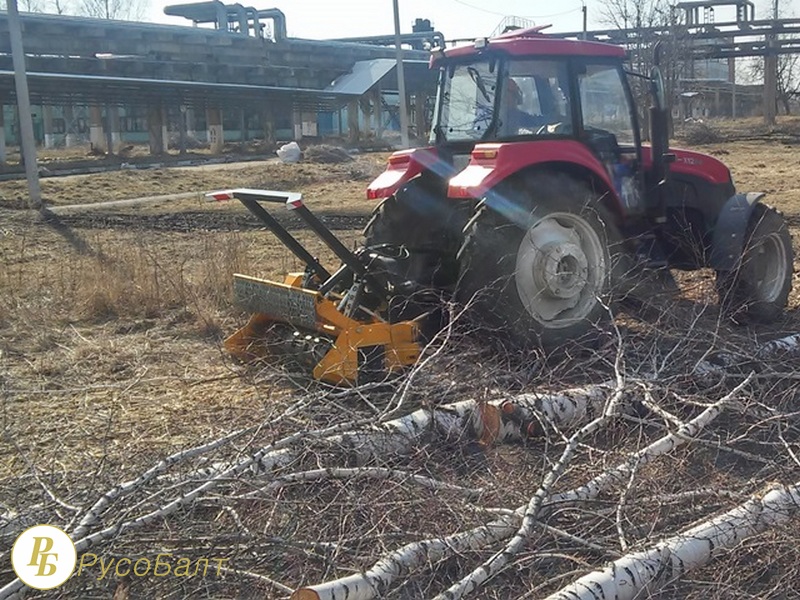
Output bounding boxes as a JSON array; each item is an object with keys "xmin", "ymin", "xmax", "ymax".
[
  {"xmin": 716, "ymin": 203, "xmax": 793, "ymax": 323},
  {"xmin": 456, "ymin": 174, "xmax": 619, "ymax": 351},
  {"xmin": 363, "ymin": 177, "xmax": 460, "ymax": 288}
]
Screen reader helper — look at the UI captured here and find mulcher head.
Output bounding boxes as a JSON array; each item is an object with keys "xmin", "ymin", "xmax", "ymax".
[{"xmin": 225, "ymin": 274, "xmax": 421, "ymax": 386}]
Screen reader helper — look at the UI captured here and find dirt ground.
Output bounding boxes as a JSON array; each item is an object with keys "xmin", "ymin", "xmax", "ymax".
[{"xmin": 1, "ymin": 123, "xmax": 800, "ymax": 599}]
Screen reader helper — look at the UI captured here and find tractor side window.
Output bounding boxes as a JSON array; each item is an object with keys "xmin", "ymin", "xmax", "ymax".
[
  {"xmin": 501, "ymin": 60, "xmax": 571, "ymax": 136},
  {"xmin": 438, "ymin": 62, "xmax": 498, "ymax": 141},
  {"xmin": 577, "ymin": 64, "xmax": 636, "ymax": 145}
]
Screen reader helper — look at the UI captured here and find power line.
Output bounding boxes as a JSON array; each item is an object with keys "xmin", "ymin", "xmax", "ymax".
[{"xmin": 448, "ymin": 0, "xmax": 582, "ymax": 20}]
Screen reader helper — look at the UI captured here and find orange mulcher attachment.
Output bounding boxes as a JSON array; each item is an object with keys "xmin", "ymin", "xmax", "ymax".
[{"xmin": 206, "ymin": 189, "xmax": 423, "ymax": 387}]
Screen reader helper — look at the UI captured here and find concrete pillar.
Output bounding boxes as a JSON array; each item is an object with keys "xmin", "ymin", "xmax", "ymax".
[
  {"xmin": 415, "ymin": 93, "xmax": 426, "ymax": 140},
  {"xmin": 262, "ymin": 106, "xmax": 274, "ymax": 145},
  {"xmin": 292, "ymin": 106, "xmax": 302, "ymax": 141},
  {"xmin": 108, "ymin": 105, "xmax": 121, "ymax": 152},
  {"xmin": 63, "ymin": 104, "xmax": 79, "ymax": 147},
  {"xmin": 240, "ymin": 108, "xmax": 249, "ymax": 142},
  {"xmin": 42, "ymin": 105, "xmax": 56, "ymax": 149},
  {"xmin": 13, "ymin": 105, "xmax": 21, "ymax": 147},
  {"xmin": 185, "ymin": 108, "xmax": 196, "ymax": 139},
  {"xmin": 161, "ymin": 106, "xmax": 169, "ymax": 152},
  {"xmin": 147, "ymin": 103, "xmax": 166, "ymax": 155},
  {"xmin": 89, "ymin": 104, "xmax": 106, "ymax": 152},
  {"xmin": 360, "ymin": 99, "xmax": 371, "ymax": 138},
  {"xmin": 372, "ymin": 87, "xmax": 383, "ymax": 139},
  {"xmin": 0, "ymin": 103, "xmax": 5, "ymax": 164},
  {"xmin": 347, "ymin": 99, "xmax": 360, "ymax": 143},
  {"xmin": 206, "ymin": 106, "xmax": 224, "ymax": 154},
  {"xmin": 178, "ymin": 105, "xmax": 188, "ymax": 155}
]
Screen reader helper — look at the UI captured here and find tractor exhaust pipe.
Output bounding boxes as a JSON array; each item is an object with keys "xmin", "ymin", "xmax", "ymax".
[{"xmin": 648, "ymin": 43, "xmax": 674, "ymax": 224}]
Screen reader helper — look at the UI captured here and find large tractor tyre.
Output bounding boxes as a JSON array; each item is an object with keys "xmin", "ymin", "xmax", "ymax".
[
  {"xmin": 716, "ymin": 203, "xmax": 793, "ymax": 323},
  {"xmin": 456, "ymin": 174, "xmax": 620, "ymax": 351},
  {"xmin": 363, "ymin": 178, "xmax": 461, "ymax": 288}
]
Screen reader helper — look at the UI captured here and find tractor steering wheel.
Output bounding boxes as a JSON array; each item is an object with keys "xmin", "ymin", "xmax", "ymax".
[{"xmin": 536, "ymin": 122, "xmax": 565, "ymax": 135}]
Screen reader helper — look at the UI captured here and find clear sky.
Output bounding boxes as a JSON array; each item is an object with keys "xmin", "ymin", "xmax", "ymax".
[{"xmin": 146, "ymin": 0, "xmax": 794, "ymax": 42}]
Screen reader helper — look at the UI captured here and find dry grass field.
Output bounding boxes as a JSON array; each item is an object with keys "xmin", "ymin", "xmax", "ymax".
[{"xmin": 0, "ymin": 121, "xmax": 799, "ymax": 599}]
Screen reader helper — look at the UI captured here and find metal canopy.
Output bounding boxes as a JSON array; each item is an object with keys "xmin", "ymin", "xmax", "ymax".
[{"xmin": 326, "ymin": 58, "xmax": 430, "ymax": 96}]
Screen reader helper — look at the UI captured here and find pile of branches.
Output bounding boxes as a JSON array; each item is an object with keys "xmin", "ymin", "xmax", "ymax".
[
  {"xmin": 303, "ymin": 145, "xmax": 355, "ymax": 164},
  {"xmin": 677, "ymin": 121, "xmax": 723, "ymax": 145},
  {"xmin": 2, "ymin": 312, "xmax": 800, "ymax": 599}
]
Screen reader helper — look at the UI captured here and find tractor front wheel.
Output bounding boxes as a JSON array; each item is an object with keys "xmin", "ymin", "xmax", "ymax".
[
  {"xmin": 716, "ymin": 203, "xmax": 793, "ymax": 323},
  {"xmin": 456, "ymin": 174, "xmax": 619, "ymax": 351}
]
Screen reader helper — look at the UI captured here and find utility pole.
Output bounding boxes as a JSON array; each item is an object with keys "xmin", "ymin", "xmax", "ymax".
[
  {"xmin": 7, "ymin": 0, "xmax": 42, "ymax": 209},
  {"xmin": 764, "ymin": 0, "xmax": 779, "ymax": 125},
  {"xmin": 392, "ymin": 0, "xmax": 410, "ymax": 148}
]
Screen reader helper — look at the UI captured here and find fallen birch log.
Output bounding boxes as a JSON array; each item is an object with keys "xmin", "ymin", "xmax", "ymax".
[
  {"xmin": 478, "ymin": 382, "xmax": 613, "ymax": 445},
  {"xmin": 257, "ymin": 383, "xmax": 620, "ymax": 470},
  {"xmin": 292, "ymin": 375, "xmax": 751, "ymax": 600},
  {"xmin": 544, "ymin": 480, "xmax": 800, "ymax": 600},
  {"xmin": 695, "ymin": 332, "xmax": 800, "ymax": 378}
]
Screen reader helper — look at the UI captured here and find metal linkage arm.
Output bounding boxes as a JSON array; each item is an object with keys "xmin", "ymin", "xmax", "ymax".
[{"xmin": 206, "ymin": 188, "xmax": 332, "ymax": 281}]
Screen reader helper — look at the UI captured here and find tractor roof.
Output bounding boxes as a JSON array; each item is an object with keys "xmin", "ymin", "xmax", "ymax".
[{"xmin": 436, "ymin": 26, "xmax": 626, "ymax": 63}]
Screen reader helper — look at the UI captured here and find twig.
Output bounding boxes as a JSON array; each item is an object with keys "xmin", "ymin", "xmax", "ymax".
[
  {"xmin": 218, "ymin": 566, "xmax": 293, "ymax": 594},
  {"xmin": 241, "ymin": 467, "xmax": 484, "ymax": 499}
]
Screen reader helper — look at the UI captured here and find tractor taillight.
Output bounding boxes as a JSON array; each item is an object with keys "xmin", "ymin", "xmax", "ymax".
[
  {"xmin": 472, "ymin": 149, "xmax": 498, "ymax": 161},
  {"xmin": 388, "ymin": 154, "xmax": 411, "ymax": 166}
]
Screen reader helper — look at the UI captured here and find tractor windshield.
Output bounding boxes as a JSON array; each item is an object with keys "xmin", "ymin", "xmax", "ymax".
[
  {"xmin": 432, "ymin": 57, "xmax": 573, "ymax": 143},
  {"xmin": 433, "ymin": 61, "xmax": 499, "ymax": 142}
]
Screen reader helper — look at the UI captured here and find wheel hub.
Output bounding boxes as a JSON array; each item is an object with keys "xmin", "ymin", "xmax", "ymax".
[
  {"xmin": 515, "ymin": 212, "xmax": 607, "ymax": 327},
  {"xmin": 534, "ymin": 241, "xmax": 589, "ymax": 299}
]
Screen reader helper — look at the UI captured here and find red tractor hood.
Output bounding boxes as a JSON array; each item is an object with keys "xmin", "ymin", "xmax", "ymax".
[
  {"xmin": 641, "ymin": 145, "xmax": 732, "ymax": 185},
  {"xmin": 447, "ymin": 140, "xmax": 621, "ymax": 211}
]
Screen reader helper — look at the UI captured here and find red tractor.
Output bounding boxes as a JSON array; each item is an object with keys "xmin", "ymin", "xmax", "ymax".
[
  {"xmin": 365, "ymin": 27, "xmax": 793, "ymax": 345},
  {"xmin": 215, "ymin": 27, "xmax": 793, "ymax": 385}
]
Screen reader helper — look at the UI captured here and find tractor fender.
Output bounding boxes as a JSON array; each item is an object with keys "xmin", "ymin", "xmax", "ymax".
[
  {"xmin": 367, "ymin": 147, "xmax": 445, "ymax": 200},
  {"xmin": 447, "ymin": 140, "xmax": 624, "ymax": 216},
  {"xmin": 709, "ymin": 192, "xmax": 765, "ymax": 270}
]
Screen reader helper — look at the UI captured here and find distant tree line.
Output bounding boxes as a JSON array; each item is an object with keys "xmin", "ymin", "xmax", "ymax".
[{"xmin": 18, "ymin": 0, "xmax": 148, "ymax": 22}]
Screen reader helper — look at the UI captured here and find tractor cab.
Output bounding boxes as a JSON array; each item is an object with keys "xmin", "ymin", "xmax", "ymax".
[{"xmin": 430, "ymin": 31, "xmax": 646, "ymax": 215}]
